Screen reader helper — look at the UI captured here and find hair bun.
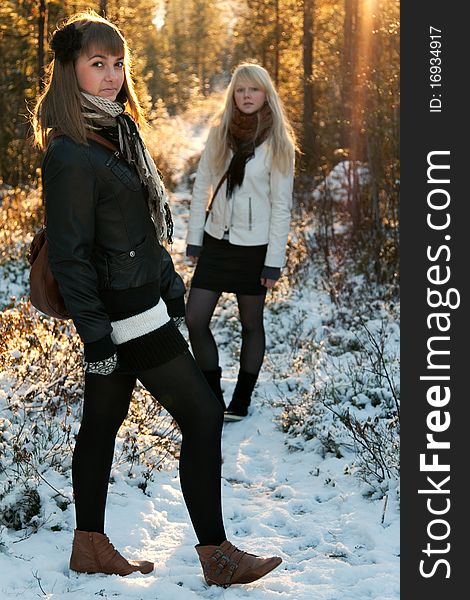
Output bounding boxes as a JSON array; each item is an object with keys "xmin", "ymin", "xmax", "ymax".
[{"xmin": 51, "ymin": 24, "xmax": 83, "ymax": 63}]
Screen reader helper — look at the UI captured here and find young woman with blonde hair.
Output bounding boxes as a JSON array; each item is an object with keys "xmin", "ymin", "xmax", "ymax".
[
  {"xmin": 32, "ymin": 12, "xmax": 281, "ymax": 586},
  {"xmin": 186, "ymin": 62, "xmax": 296, "ymax": 420}
]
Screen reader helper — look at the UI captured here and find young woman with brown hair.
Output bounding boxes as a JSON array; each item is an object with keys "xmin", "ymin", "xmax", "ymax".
[{"xmin": 32, "ymin": 11, "xmax": 282, "ymax": 587}]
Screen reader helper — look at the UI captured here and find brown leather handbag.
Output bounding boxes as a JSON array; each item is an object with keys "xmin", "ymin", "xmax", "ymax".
[
  {"xmin": 28, "ymin": 227, "xmax": 69, "ymax": 319},
  {"xmin": 28, "ymin": 131, "xmax": 119, "ymax": 319}
]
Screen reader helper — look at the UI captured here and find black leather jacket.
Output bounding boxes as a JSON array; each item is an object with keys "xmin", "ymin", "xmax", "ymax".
[{"xmin": 43, "ymin": 135, "xmax": 184, "ymax": 347}]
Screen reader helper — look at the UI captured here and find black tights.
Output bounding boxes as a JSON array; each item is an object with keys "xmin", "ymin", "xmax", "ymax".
[
  {"xmin": 72, "ymin": 350, "xmax": 226, "ymax": 546},
  {"xmin": 186, "ymin": 287, "xmax": 266, "ymax": 374}
]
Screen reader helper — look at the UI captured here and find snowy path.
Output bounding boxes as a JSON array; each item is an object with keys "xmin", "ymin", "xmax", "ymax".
[{"xmin": 0, "ymin": 386, "xmax": 399, "ymax": 599}]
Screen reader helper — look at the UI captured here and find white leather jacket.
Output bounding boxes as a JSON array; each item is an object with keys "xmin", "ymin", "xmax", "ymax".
[{"xmin": 186, "ymin": 141, "xmax": 294, "ymax": 268}]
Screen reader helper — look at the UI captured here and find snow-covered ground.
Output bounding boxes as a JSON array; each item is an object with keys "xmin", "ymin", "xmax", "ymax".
[
  {"xmin": 0, "ymin": 101, "xmax": 399, "ymax": 599},
  {"xmin": 0, "ymin": 403, "xmax": 399, "ymax": 599}
]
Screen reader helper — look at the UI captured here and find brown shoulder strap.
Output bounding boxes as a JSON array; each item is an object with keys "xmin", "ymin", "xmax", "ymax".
[
  {"xmin": 86, "ymin": 130, "xmax": 120, "ymax": 153},
  {"xmin": 48, "ymin": 129, "xmax": 119, "ymax": 153},
  {"xmin": 205, "ymin": 172, "xmax": 228, "ymax": 221}
]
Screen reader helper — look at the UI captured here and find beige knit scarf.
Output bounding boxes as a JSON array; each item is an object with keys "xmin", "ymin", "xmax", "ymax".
[{"xmin": 81, "ymin": 92, "xmax": 173, "ymax": 243}]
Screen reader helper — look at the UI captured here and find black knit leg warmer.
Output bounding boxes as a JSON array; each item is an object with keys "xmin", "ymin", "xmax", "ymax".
[
  {"xmin": 224, "ymin": 370, "xmax": 259, "ymax": 421},
  {"xmin": 201, "ymin": 367, "xmax": 225, "ymax": 409}
]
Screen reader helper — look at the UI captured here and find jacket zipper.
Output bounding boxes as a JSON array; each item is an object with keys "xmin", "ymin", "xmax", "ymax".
[
  {"xmin": 105, "ymin": 257, "xmax": 110, "ymax": 286},
  {"xmin": 248, "ymin": 197, "xmax": 252, "ymax": 231}
]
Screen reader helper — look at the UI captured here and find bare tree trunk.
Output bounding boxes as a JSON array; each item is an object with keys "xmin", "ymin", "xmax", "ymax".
[
  {"xmin": 302, "ymin": 0, "xmax": 315, "ymax": 170},
  {"xmin": 341, "ymin": 0, "xmax": 352, "ymax": 148},
  {"xmin": 38, "ymin": 0, "xmax": 47, "ymax": 92},
  {"xmin": 343, "ymin": 0, "xmax": 361, "ymax": 229},
  {"xmin": 274, "ymin": 0, "xmax": 280, "ymax": 87},
  {"xmin": 341, "ymin": 0, "xmax": 360, "ymax": 148}
]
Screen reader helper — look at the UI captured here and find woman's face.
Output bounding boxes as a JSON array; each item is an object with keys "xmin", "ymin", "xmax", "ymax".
[
  {"xmin": 233, "ymin": 78, "xmax": 266, "ymax": 114},
  {"xmin": 75, "ymin": 49, "xmax": 125, "ymax": 100}
]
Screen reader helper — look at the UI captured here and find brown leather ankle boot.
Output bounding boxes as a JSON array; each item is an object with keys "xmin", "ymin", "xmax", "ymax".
[
  {"xmin": 69, "ymin": 529, "xmax": 154, "ymax": 576},
  {"xmin": 195, "ymin": 540, "xmax": 282, "ymax": 587}
]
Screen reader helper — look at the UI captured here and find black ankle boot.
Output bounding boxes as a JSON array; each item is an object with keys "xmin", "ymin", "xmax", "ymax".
[
  {"xmin": 201, "ymin": 367, "xmax": 225, "ymax": 409},
  {"xmin": 224, "ymin": 370, "xmax": 258, "ymax": 422}
]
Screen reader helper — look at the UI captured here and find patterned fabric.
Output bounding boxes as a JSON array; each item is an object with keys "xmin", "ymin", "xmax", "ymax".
[
  {"xmin": 172, "ymin": 316, "xmax": 184, "ymax": 328},
  {"xmin": 80, "ymin": 92, "xmax": 173, "ymax": 243},
  {"xmin": 84, "ymin": 352, "xmax": 118, "ymax": 375}
]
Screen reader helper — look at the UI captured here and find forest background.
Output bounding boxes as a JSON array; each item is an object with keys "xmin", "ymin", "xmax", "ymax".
[{"xmin": 0, "ymin": 0, "xmax": 399, "ymax": 290}]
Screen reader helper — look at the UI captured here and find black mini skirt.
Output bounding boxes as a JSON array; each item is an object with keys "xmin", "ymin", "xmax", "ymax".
[{"xmin": 191, "ymin": 232, "xmax": 268, "ymax": 296}]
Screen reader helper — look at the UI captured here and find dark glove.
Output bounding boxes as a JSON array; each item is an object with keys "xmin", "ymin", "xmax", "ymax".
[
  {"xmin": 261, "ymin": 265, "xmax": 281, "ymax": 281},
  {"xmin": 186, "ymin": 244, "xmax": 202, "ymax": 257}
]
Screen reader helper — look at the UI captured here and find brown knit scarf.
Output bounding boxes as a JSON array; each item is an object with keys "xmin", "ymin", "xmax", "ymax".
[{"xmin": 225, "ymin": 101, "xmax": 273, "ymax": 198}]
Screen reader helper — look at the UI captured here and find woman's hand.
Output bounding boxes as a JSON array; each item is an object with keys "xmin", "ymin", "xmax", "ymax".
[
  {"xmin": 260, "ymin": 277, "xmax": 276, "ymax": 289},
  {"xmin": 188, "ymin": 255, "xmax": 199, "ymax": 266}
]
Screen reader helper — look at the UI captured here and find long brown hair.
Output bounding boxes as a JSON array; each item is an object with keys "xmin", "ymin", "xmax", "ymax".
[{"xmin": 32, "ymin": 10, "xmax": 145, "ymax": 150}]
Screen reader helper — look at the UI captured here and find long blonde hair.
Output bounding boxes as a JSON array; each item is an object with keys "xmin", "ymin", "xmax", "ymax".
[
  {"xmin": 32, "ymin": 10, "xmax": 145, "ymax": 150},
  {"xmin": 207, "ymin": 62, "xmax": 296, "ymax": 176}
]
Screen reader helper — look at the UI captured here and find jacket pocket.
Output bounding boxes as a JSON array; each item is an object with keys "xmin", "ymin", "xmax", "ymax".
[
  {"xmin": 106, "ymin": 236, "xmax": 148, "ymax": 289},
  {"xmin": 105, "ymin": 152, "xmax": 142, "ymax": 191},
  {"xmin": 231, "ymin": 194, "xmax": 252, "ymax": 230},
  {"xmin": 92, "ymin": 250, "xmax": 110, "ymax": 288}
]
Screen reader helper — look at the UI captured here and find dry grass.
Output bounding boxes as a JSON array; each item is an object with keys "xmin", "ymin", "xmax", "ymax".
[{"xmin": 0, "ymin": 186, "xmax": 43, "ymax": 266}]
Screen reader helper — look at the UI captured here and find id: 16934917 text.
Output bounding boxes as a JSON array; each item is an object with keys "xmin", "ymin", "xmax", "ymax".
[{"xmin": 429, "ymin": 26, "xmax": 442, "ymax": 113}]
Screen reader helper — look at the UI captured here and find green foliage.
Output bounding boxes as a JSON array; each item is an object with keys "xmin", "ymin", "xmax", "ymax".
[
  {"xmin": 149, "ymin": 0, "xmax": 229, "ymax": 113},
  {"xmin": 0, "ymin": 1, "xmax": 41, "ymax": 185}
]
